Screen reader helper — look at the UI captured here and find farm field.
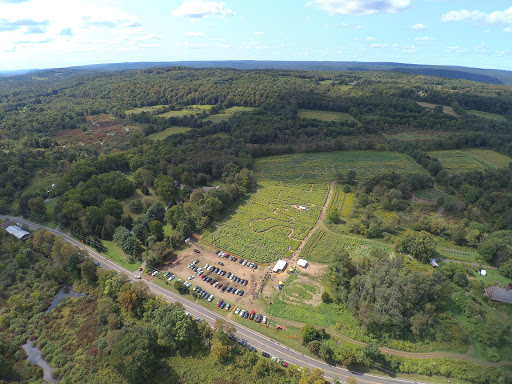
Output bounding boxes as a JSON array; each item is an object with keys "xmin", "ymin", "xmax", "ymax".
[
  {"xmin": 300, "ymin": 228, "xmax": 392, "ymax": 263},
  {"xmin": 329, "ymin": 185, "xmax": 355, "ymax": 217},
  {"xmin": 157, "ymin": 104, "xmax": 213, "ymax": 118},
  {"xmin": 124, "ymin": 105, "xmax": 167, "ymax": 115},
  {"xmin": 467, "ymin": 109, "xmax": 508, "ymax": 121},
  {"xmin": 297, "ymin": 109, "xmax": 355, "ymax": 122},
  {"xmin": 255, "ymin": 151, "xmax": 426, "ymax": 184},
  {"xmin": 148, "ymin": 126, "xmax": 194, "ymax": 140},
  {"xmin": 202, "ymin": 106, "xmax": 256, "ymax": 123},
  {"xmin": 428, "ymin": 149, "xmax": 512, "ymax": 174},
  {"xmin": 202, "ymin": 180, "xmax": 328, "ymax": 263},
  {"xmin": 383, "ymin": 131, "xmax": 453, "ymax": 142}
]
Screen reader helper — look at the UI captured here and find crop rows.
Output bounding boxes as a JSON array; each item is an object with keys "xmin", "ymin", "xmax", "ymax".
[
  {"xmin": 255, "ymin": 151, "xmax": 426, "ymax": 184},
  {"xmin": 300, "ymin": 229, "xmax": 391, "ymax": 263},
  {"xmin": 330, "ymin": 186, "xmax": 354, "ymax": 217},
  {"xmin": 202, "ymin": 181, "xmax": 328, "ymax": 263}
]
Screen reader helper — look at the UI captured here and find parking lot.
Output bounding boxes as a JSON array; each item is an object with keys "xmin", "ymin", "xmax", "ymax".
[{"xmin": 157, "ymin": 239, "xmax": 270, "ymax": 308}]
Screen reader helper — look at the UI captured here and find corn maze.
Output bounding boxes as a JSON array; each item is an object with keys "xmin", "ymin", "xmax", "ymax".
[
  {"xmin": 202, "ymin": 181, "xmax": 328, "ymax": 263},
  {"xmin": 300, "ymin": 229, "xmax": 392, "ymax": 263},
  {"xmin": 330, "ymin": 186, "xmax": 355, "ymax": 217},
  {"xmin": 255, "ymin": 151, "xmax": 426, "ymax": 184}
]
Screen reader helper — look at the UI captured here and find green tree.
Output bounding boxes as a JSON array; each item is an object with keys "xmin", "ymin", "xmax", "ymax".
[
  {"xmin": 146, "ymin": 201, "xmax": 165, "ymax": 222},
  {"xmin": 129, "ymin": 199, "xmax": 144, "ymax": 214},
  {"xmin": 499, "ymin": 259, "xmax": 512, "ymax": 278},
  {"xmin": 28, "ymin": 196, "xmax": 46, "ymax": 218},
  {"xmin": 102, "ymin": 198, "xmax": 123, "ymax": 221},
  {"xmin": 396, "ymin": 230, "xmax": 437, "ymax": 263},
  {"xmin": 149, "ymin": 220, "xmax": 164, "ymax": 242},
  {"xmin": 326, "ymin": 208, "xmax": 340, "ymax": 224},
  {"xmin": 301, "ymin": 324, "xmax": 318, "ymax": 345}
]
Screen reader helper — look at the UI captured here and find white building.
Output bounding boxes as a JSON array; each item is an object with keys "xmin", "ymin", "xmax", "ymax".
[
  {"xmin": 273, "ymin": 260, "xmax": 288, "ymax": 273},
  {"xmin": 297, "ymin": 259, "xmax": 308, "ymax": 268}
]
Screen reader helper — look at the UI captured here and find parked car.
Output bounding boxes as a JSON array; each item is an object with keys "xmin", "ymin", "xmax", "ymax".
[
  {"xmin": 188, "ymin": 275, "xmax": 194, "ymax": 280},
  {"xmin": 208, "ymin": 294, "xmax": 214, "ymax": 302},
  {"xmin": 243, "ymin": 311, "xmax": 249, "ymax": 318},
  {"xmin": 239, "ymin": 259, "xmax": 244, "ymax": 264},
  {"xmin": 253, "ymin": 264, "xmax": 258, "ymax": 269},
  {"xmin": 217, "ymin": 284, "xmax": 223, "ymax": 289},
  {"xmin": 249, "ymin": 310, "xmax": 255, "ymax": 320},
  {"xmin": 225, "ymin": 304, "xmax": 230, "ymax": 310},
  {"xmin": 261, "ymin": 352, "xmax": 270, "ymax": 358},
  {"xmin": 194, "ymin": 249, "xmax": 200, "ymax": 253},
  {"xmin": 233, "ymin": 289, "xmax": 239, "ymax": 295},
  {"xmin": 168, "ymin": 275, "xmax": 175, "ymax": 281},
  {"xmin": 235, "ymin": 307, "xmax": 241, "ymax": 314},
  {"xmin": 220, "ymin": 302, "xmax": 226, "ymax": 309},
  {"xmin": 184, "ymin": 281, "xmax": 192, "ymax": 287},
  {"xmin": 281, "ymin": 361, "xmax": 288, "ymax": 367},
  {"xmin": 138, "ymin": 266, "xmax": 143, "ymax": 271},
  {"xmin": 151, "ymin": 270, "xmax": 158, "ymax": 276},
  {"xmin": 262, "ymin": 316, "xmax": 267, "ymax": 324},
  {"xmin": 218, "ymin": 261, "xmax": 224, "ymax": 266},
  {"xmin": 255, "ymin": 314, "xmax": 262, "ymax": 323},
  {"xmin": 239, "ymin": 310, "xmax": 246, "ymax": 317},
  {"xmin": 242, "ymin": 260, "xmax": 247, "ymax": 266},
  {"xmin": 221, "ymin": 286, "xmax": 227, "ymax": 292},
  {"xmin": 134, "ymin": 275, "xmax": 141, "ymax": 279},
  {"xmin": 215, "ymin": 250, "xmax": 220, "ymax": 254},
  {"xmin": 238, "ymin": 290, "xmax": 244, "ymax": 296},
  {"xmin": 226, "ymin": 272, "xmax": 232, "ymax": 278},
  {"xmin": 217, "ymin": 299, "xmax": 223, "ymax": 307}
]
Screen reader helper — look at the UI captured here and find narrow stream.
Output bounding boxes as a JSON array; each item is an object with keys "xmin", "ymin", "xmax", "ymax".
[{"xmin": 22, "ymin": 286, "xmax": 86, "ymax": 383}]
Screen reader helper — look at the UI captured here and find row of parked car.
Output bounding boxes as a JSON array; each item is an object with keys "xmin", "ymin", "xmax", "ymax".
[
  {"xmin": 193, "ymin": 285, "xmax": 215, "ymax": 302},
  {"xmin": 216, "ymin": 299, "xmax": 231, "ymax": 310},
  {"xmin": 235, "ymin": 307, "xmax": 268, "ymax": 324},
  {"xmin": 204, "ymin": 263, "xmax": 249, "ymax": 286},
  {"xmin": 201, "ymin": 274, "xmax": 245, "ymax": 296},
  {"xmin": 216, "ymin": 250, "xmax": 259, "ymax": 270}
]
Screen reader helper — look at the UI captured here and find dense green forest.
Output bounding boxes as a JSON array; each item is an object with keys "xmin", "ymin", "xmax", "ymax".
[{"xmin": 1, "ymin": 66, "xmax": 512, "ymax": 383}]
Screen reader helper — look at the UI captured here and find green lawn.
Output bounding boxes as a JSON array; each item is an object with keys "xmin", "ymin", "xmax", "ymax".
[
  {"xmin": 148, "ymin": 126, "xmax": 194, "ymax": 140},
  {"xmin": 428, "ymin": 149, "xmax": 512, "ymax": 174},
  {"xmin": 44, "ymin": 198, "xmax": 58, "ymax": 228},
  {"xmin": 202, "ymin": 106, "xmax": 256, "ymax": 123},
  {"xmin": 472, "ymin": 268, "xmax": 511, "ymax": 287},
  {"xmin": 297, "ymin": 109, "xmax": 356, "ymax": 122},
  {"xmin": 467, "ymin": 109, "xmax": 508, "ymax": 121},
  {"xmin": 24, "ymin": 170, "xmax": 60, "ymax": 196},
  {"xmin": 100, "ymin": 240, "xmax": 139, "ymax": 271}
]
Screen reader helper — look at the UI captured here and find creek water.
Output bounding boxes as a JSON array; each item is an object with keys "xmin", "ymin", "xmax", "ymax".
[{"xmin": 22, "ymin": 286, "xmax": 86, "ymax": 383}]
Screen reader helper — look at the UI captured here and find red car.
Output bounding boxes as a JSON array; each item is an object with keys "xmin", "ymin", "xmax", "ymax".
[
  {"xmin": 138, "ymin": 267, "xmax": 143, "ymax": 271},
  {"xmin": 281, "ymin": 361, "xmax": 288, "ymax": 368}
]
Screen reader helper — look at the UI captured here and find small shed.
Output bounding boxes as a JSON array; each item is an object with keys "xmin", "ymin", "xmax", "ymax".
[
  {"xmin": 297, "ymin": 259, "xmax": 308, "ymax": 268},
  {"xmin": 273, "ymin": 260, "xmax": 288, "ymax": 273}
]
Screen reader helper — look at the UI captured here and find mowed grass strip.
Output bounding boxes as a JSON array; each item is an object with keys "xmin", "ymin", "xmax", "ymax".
[
  {"xmin": 157, "ymin": 104, "xmax": 213, "ymax": 118},
  {"xmin": 255, "ymin": 151, "xmax": 426, "ymax": 184},
  {"xmin": 148, "ymin": 126, "xmax": 193, "ymax": 140},
  {"xmin": 428, "ymin": 149, "xmax": 512, "ymax": 174},
  {"xmin": 202, "ymin": 106, "xmax": 256, "ymax": 123},
  {"xmin": 297, "ymin": 109, "xmax": 355, "ymax": 122},
  {"xmin": 124, "ymin": 105, "xmax": 167, "ymax": 115},
  {"xmin": 467, "ymin": 109, "xmax": 508, "ymax": 122}
]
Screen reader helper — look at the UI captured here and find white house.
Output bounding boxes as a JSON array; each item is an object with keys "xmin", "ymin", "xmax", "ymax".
[{"xmin": 297, "ymin": 259, "xmax": 308, "ymax": 268}]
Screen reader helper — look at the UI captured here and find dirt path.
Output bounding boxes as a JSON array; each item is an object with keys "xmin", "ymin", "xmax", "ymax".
[{"xmin": 292, "ymin": 181, "xmax": 335, "ymax": 261}]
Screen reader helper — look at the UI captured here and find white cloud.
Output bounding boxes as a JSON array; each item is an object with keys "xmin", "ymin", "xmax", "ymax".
[
  {"xmin": 369, "ymin": 43, "xmax": 388, "ymax": 48},
  {"xmin": 185, "ymin": 31, "xmax": 204, "ymax": 36},
  {"xmin": 172, "ymin": 0, "xmax": 233, "ymax": 18},
  {"xmin": 412, "ymin": 23, "xmax": 425, "ymax": 30},
  {"xmin": 311, "ymin": 0, "xmax": 410, "ymax": 15},
  {"xmin": 253, "ymin": 31, "xmax": 264, "ymax": 35},
  {"xmin": 442, "ymin": 7, "xmax": 512, "ymax": 26},
  {"xmin": 366, "ymin": 36, "xmax": 376, "ymax": 40},
  {"xmin": 415, "ymin": 36, "xmax": 434, "ymax": 41}
]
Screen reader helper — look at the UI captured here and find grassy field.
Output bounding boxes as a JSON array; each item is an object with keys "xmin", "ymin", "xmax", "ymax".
[
  {"xmin": 300, "ymin": 229, "xmax": 392, "ymax": 263},
  {"xmin": 467, "ymin": 109, "xmax": 508, "ymax": 121},
  {"xmin": 383, "ymin": 131, "xmax": 452, "ymax": 142},
  {"xmin": 297, "ymin": 109, "xmax": 355, "ymax": 122},
  {"xmin": 202, "ymin": 181, "xmax": 328, "ymax": 263},
  {"xmin": 124, "ymin": 105, "xmax": 167, "ymax": 115},
  {"xmin": 255, "ymin": 151, "xmax": 426, "ymax": 184},
  {"xmin": 416, "ymin": 102, "xmax": 457, "ymax": 116},
  {"xmin": 100, "ymin": 240, "xmax": 139, "ymax": 271},
  {"xmin": 428, "ymin": 149, "xmax": 512, "ymax": 174},
  {"xmin": 202, "ymin": 106, "xmax": 256, "ymax": 123},
  {"xmin": 148, "ymin": 126, "xmax": 194, "ymax": 140},
  {"xmin": 157, "ymin": 105, "xmax": 213, "ymax": 118},
  {"xmin": 24, "ymin": 170, "xmax": 60, "ymax": 196}
]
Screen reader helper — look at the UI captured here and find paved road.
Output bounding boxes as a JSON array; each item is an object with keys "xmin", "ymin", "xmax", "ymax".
[{"xmin": 4, "ymin": 216, "xmax": 425, "ymax": 384}]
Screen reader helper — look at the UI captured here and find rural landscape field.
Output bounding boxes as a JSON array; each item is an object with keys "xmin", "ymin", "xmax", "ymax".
[{"xmin": 1, "ymin": 61, "xmax": 512, "ymax": 384}]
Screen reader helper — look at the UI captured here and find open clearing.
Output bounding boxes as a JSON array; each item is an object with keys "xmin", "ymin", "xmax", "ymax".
[
  {"xmin": 416, "ymin": 102, "xmax": 458, "ymax": 116},
  {"xmin": 124, "ymin": 105, "xmax": 167, "ymax": 115},
  {"xmin": 157, "ymin": 104, "xmax": 213, "ymax": 118},
  {"xmin": 255, "ymin": 151, "xmax": 426, "ymax": 184},
  {"xmin": 428, "ymin": 149, "xmax": 512, "ymax": 174},
  {"xmin": 383, "ymin": 131, "xmax": 453, "ymax": 142},
  {"xmin": 148, "ymin": 126, "xmax": 194, "ymax": 140},
  {"xmin": 297, "ymin": 109, "xmax": 355, "ymax": 122},
  {"xmin": 202, "ymin": 106, "xmax": 256, "ymax": 123},
  {"xmin": 467, "ymin": 109, "xmax": 508, "ymax": 121}
]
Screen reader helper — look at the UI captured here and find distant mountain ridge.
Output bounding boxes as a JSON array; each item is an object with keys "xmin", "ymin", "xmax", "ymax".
[{"xmin": 1, "ymin": 60, "xmax": 511, "ymax": 85}]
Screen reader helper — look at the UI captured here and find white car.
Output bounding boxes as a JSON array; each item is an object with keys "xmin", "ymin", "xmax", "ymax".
[
  {"xmin": 188, "ymin": 275, "xmax": 195, "ymax": 280},
  {"xmin": 235, "ymin": 307, "xmax": 241, "ymax": 314},
  {"xmin": 134, "ymin": 275, "xmax": 141, "ymax": 279},
  {"xmin": 168, "ymin": 275, "xmax": 175, "ymax": 281},
  {"xmin": 184, "ymin": 281, "xmax": 192, "ymax": 287},
  {"xmin": 208, "ymin": 295, "xmax": 214, "ymax": 302},
  {"xmin": 239, "ymin": 310, "xmax": 246, "ymax": 317},
  {"xmin": 151, "ymin": 270, "xmax": 158, "ymax": 276},
  {"xmin": 262, "ymin": 316, "xmax": 267, "ymax": 324}
]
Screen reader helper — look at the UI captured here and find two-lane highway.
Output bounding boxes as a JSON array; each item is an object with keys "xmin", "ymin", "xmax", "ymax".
[{"xmin": 3, "ymin": 216, "xmax": 424, "ymax": 384}]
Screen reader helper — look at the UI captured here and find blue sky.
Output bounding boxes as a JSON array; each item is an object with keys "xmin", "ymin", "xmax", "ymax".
[{"xmin": 0, "ymin": 0, "xmax": 511, "ymax": 71}]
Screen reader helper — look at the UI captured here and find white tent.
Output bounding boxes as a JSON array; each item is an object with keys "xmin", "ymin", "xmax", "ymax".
[
  {"xmin": 273, "ymin": 260, "xmax": 288, "ymax": 273},
  {"xmin": 479, "ymin": 269, "xmax": 487, "ymax": 276},
  {"xmin": 297, "ymin": 259, "xmax": 308, "ymax": 268}
]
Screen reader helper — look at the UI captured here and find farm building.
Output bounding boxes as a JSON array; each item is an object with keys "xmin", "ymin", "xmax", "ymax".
[
  {"xmin": 273, "ymin": 260, "xmax": 288, "ymax": 273},
  {"xmin": 0, "ymin": 221, "xmax": 30, "ymax": 240},
  {"xmin": 485, "ymin": 286, "xmax": 512, "ymax": 304},
  {"xmin": 297, "ymin": 259, "xmax": 308, "ymax": 268}
]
